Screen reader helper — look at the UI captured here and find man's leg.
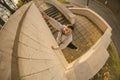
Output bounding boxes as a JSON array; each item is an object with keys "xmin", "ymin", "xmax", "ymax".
[{"xmin": 67, "ymin": 42, "xmax": 77, "ymax": 49}]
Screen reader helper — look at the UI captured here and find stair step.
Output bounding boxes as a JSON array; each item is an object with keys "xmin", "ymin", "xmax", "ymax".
[
  {"xmin": 45, "ymin": 9, "xmax": 58, "ymax": 14},
  {"xmin": 49, "ymin": 13, "xmax": 60, "ymax": 18},
  {"xmin": 44, "ymin": 6, "xmax": 56, "ymax": 12},
  {"xmin": 43, "ymin": 5, "xmax": 70, "ymax": 34}
]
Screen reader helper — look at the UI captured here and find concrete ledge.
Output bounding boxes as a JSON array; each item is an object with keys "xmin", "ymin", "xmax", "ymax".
[
  {"xmin": 69, "ymin": 8, "xmax": 112, "ymax": 32},
  {"xmin": 45, "ymin": 0, "xmax": 75, "ymax": 24},
  {"xmin": 65, "ymin": 8, "xmax": 112, "ymax": 80}
]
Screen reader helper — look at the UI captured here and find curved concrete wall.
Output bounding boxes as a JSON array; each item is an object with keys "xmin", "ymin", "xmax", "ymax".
[
  {"xmin": 45, "ymin": 0, "xmax": 75, "ymax": 24},
  {"xmin": 18, "ymin": 3, "xmax": 68, "ymax": 80},
  {"xmin": 0, "ymin": 2, "xmax": 68, "ymax": 80},
  {"xmin": 69, "ymin": 8, "xmax": 111, "ymax": 32},
  {"xmin": 65, "ymin": 8, "xmax": 112, "ymax": 80}
]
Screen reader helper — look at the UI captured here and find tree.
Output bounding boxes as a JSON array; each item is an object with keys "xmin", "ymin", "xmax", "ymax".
[
  {"xmin": 16, "ymin": 0, "xmax": 24, "ymax": 8},
  {"xmin": 58, "ymin": 0, "xmax": 66, "ymax": 3},
  {"xmin": 22, "ymin": 0, "xmax": 31, "ymax": 3},
  {"xmin": 20, "ymin": 0, "xmax": 32, "ymax": 4},
  {"xmin": 10, "ymin": 0, "xmax": 17, "ymax": 8},
  {"xmin": 8, "ymin": 0, "xmax": 18, "ymax": 10},
  {"xmin": 0, "ymin": 17, "xmax": 5, "ymax": 26},
  {"xmin": 0, "ymin": 0, "xmax": 15, "ymax": 14}
]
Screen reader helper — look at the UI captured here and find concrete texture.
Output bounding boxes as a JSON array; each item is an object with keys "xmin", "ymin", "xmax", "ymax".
[
  {"xmin": 0, "ymin": 2, "xmax": 68, "ymax": 80},
  {"xmin": 17, "ymin": 3, "xmax": 68, "ymax": 80},
  {"xmin": 69, "ymin": 8, "xmax": 108, "ymax": 32},
  {"xmin": 18, "ymin": 3, "xmax": 67, "ymax": 80}
]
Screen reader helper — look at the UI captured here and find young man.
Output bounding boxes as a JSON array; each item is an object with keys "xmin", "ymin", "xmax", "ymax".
[{"xmin": 42, "ymin": 12, "xmax": 77, "ymax": 50}]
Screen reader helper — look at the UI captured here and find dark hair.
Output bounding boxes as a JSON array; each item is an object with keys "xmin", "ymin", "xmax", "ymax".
[{"xmin": 68, "ymin": 25, "xmax": 74, "ymax": 30}]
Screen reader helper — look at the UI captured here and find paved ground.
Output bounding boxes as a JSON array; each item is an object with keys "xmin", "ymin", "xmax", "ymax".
[
  {"xmin": 63, "ymin": 14, "xmax": 103, "ymax": 63},
  {"xmin": 68, "ymin": 0, "xmax": 120, "ymax": 57}
]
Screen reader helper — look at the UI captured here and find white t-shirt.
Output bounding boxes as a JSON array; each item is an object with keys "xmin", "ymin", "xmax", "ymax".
[{"xmin": 48, "ymin": 17, "xmax": 72, "ymax": 50}]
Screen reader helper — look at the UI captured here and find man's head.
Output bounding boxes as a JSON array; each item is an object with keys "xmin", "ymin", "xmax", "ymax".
[{"xmin": 62, "ymin": 25, "xmax": 74, "ymax": 35}]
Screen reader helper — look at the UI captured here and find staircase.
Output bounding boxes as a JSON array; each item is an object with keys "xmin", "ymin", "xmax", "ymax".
[
  {"xmin": 44, "ymin": 6, "xmax": 69, "ymax": 25},
  {"xmin": 42, "ymin": 4, "xmax": 70, "ymax": 35}
]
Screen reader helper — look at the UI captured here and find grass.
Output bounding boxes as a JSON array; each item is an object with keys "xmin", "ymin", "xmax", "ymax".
[
  {"xmin": 57, "ymin": 0, "xmax": 67, "ymax": 3},
  {"xmin": 107, "ymin": 42, "xmax": 120, "ymax": 80},
  {"xmin": 90, "ymin": 42, "xmax": 120, "ymax": 80},
  {"xmin": 58, "ymin": 0, "xmax": 69, "ymax": 3}
]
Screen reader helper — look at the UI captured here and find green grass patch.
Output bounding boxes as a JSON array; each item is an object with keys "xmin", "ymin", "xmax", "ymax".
[
  {"xmin": 58, "ymin": 0, "xmax": 69, "ymax": 3},
  {"xmin": 57, "ymin": 0, "xmax": 67, "ymax": 3},
  {"xmin": 107, "ymin": 42, "xmax": 120, "ymax": 80}
]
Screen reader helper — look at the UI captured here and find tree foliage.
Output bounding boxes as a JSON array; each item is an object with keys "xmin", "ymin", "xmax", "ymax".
[
  {"xmin": 0, "ymin": 0, "xmax": 32, "ymax": 26},
  {"xmin": 16, "ymin": 0, "xmax": 32, "ymax": 8},
  {"xmin": 58, "ymin": 0, "xmax": 66, "ymax": 3},
  {"xmin": 0, "ymin": 0, "xmax": 17, "ymax": 26},
  {"xmin": 16, "ymin": 0, "xmax": 24, "ymax": 8},
  {"xmin": 0, "ymin": 0, "xmax": 15, "ymax": 14},
  {"xmin": 0, "ymin": 17, "xmax": 5, "ymax": 26}
]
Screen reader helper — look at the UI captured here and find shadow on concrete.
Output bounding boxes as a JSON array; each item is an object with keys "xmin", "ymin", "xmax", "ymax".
[{"xmin": 11, "ymin": 4, "xmax": 32, "ymax": 80}]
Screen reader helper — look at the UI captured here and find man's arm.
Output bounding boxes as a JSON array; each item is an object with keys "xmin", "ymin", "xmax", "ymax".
[
  {"xmin": 42, "ymin": 12, "xmax": 64, "ymax": 30},
  {"xmin": 48, "ymin": 17, "xmax": 64, "ymax": 31},
  {"xmin": 52, "ymin": 35, "xmax": 72, "ymax": 50}
]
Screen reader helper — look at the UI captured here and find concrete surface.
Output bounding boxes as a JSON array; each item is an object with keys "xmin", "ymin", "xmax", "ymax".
[
  {"xmin": 18, "ymin": 3, "xmax": 67, "ymax": 80},
  {"xmin": 0, "ymin": 2, "xmax": 68, "ymax": 80}
]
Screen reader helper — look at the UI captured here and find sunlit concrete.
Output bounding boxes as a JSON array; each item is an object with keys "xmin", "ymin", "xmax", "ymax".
[
  {"xmin": 0, "ymin": 0, "xmax": 112, "ymax": 80},
  {"xmin": 0, "ymin": 2, "xmax": 67, "ymax": 80}
]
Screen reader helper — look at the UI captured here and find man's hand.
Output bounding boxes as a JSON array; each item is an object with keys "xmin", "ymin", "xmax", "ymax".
[
  {"xmin": 51, "ymin": 46, "xmax": 55, "ymax": 49},
  {"xmin": 51, "ymin": 45, "xmax": 59, "ymax": 50}
]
